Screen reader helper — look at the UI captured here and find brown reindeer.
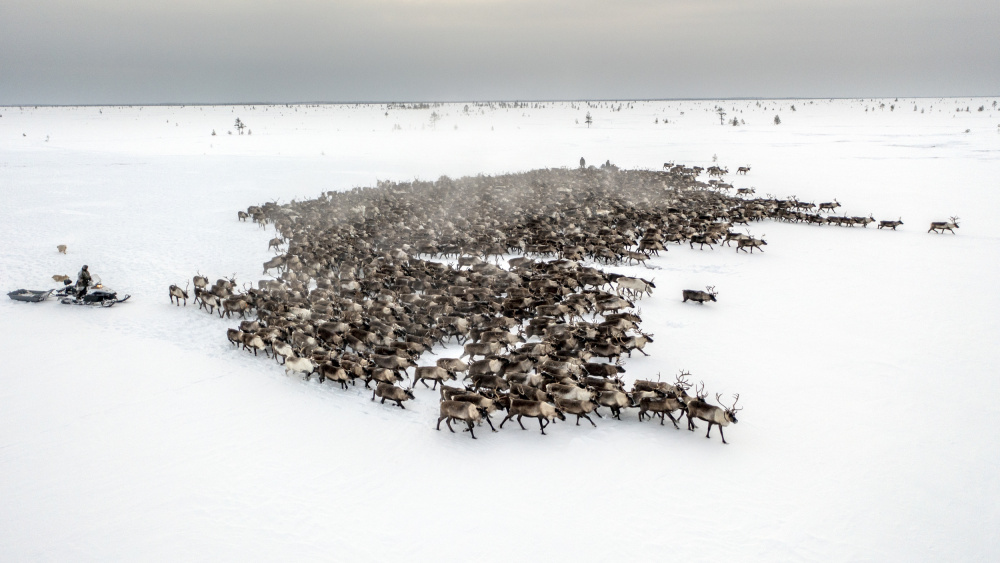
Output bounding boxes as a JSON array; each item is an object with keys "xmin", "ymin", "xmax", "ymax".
[
  {"xmin": 928, "ymin": 217, "xmax": 959, "ymax": 234},
  {"xmin": 684, "ymin": 389, "xmax": 741, "ymax": 444}
]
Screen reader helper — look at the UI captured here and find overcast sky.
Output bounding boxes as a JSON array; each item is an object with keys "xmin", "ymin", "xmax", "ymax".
[{"xmin": 1, "ymin": 0, "xmax": 997, "ymax": 104}]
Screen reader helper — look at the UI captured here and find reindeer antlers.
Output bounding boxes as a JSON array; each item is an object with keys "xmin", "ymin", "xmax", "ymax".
[
  {"xmin": 675, "ymin": 370, "xmax": 691, "ymax": 388},
  {"xmin": 729, "ymin": 393, "xmax": 742, "ymax": 412}
]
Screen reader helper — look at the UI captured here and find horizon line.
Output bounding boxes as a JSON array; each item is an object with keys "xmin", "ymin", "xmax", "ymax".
[{"xmin": 2, "ymin": 94, "xmax": 997, "ymax": 109}]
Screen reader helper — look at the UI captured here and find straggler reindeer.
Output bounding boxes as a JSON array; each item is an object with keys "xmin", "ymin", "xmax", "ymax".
[
  {"xmin": 737, "ymin": 235, "xmax": 767, "ymax": 253},
  {"xmin": 928, "ymin": 216, "xmax": 960, "ymax": 234},
  {"xmin": 736, "ymin": 166, "xmax": 750, "ymax": 175},
  {"xmin": 57, "ymin": 244, "xmax": 67, "ymax": 254},
  {"xmin": 878, "ymin": 217, "xmax": 904, "ymax": 230},
  {"xmin": 685, "ymin": 392, "xmax": 741, "ymax": 444},
  {"xmin": 818, "ymin": 199, "xmax": 840, "ymax": 212},
  {"xmin": 168, "ymin": 282, "xmax": 189, "ymax": 306},
  {"xmin": 682, "ymin": 286, "xmax": 717, "ymax": 304}
]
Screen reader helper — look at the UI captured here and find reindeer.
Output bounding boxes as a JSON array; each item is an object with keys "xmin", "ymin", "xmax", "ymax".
[
  {"xmin": 437, "ymin": 400, "xmax": 488, "ymax": 439},
  {"xmin": 928, "ymin": 217, "xmax": 959, "ymax": 234},
  {"xmin": 222, "ymin": 296, "xmax": 250, "ymax": 319},
  {"xmin": 317, "ymin": 363, "xmax": 352, "ymax": 389},
  {"xmin": 412, "ymin": 366, "xmax": 456, "ymax": 389},
  {"xmin": 637, "ymin": 393, "xmax": 686, "ymax": 429},
  {"xmin": 722, "ymin": 229, "xmax": 751, "ymax": 247},
  {"xmin": 737, "ymin": 235, "xmax": 767, "ymax": 253},
  {"xmin": 460, "ymin": 341, "xmax": 502, "ymax": 360},
  {"xmin": 617, "ymin": 332, "xmax": 653, "ymax": 357},
  {"xmin": 284, "ymin": 356, "xmax": 317, "ymax": 379},
  {"xmin": 238, "ymin": 210, "xmax": 249, "ymax": 221},
  {"xmin": 878, "ymin": 217, "xmax": 904, "ymax": 230},
  {"xmin": 615, "ymin": 277, "xmax": 655, "ymax": 299},
  {"xmin": 436, "ymin": 358, "xmax": 469, "ymax": 376},
  {"xmin": 684, "ymin": 387, "xmax": 741, "ymax": 444},
  {"xmin": 241, "ymin": 332, "xmax": 269, "ymax": 357},
  {"xmin": 682, "ymin": 286, "xmax": 717, "ymax": 304},
  {"xmin": 168, "ymin": 282, "xmax": 189, "ymax": 306},
  {"xmin": 263, "ymin": 255, "xmax": 285, "ymax": 274},
  {"xmin": 226, "ymin": 328, "xmax": 243, "ymax": 348},
  {"xmin": 57, "ymin": 244, "xmax": 67, "ymax": 254},
  {"xmin": 499, "ymin": 399, "xmax": 566, "ymax": 435},
  {"xmin": 689, "ymin": 233, "xmax": 716, "ymax": 250},
  {"xmin": 818, "ymin": 199, "xmax": 840, "ymax": 212},
  {"xmin": 372, "ymin": 382, "xmax": 415, "ymax": 409},
  {"xmin": 198, "ymin": 292, "xmax": 222, "ymax": 316},
  {"xmin": 736, "ymin": 166, "xmax": 750, "ymax": 175},
  {"xmin": 192, "ymin": 272, "xmax": 209, "ymax": 297},
  {"xmin": 553, "ymin": 397, "xmax": 600, "ymax": 427},
  {"xmin": 853, "ymin": 214, "xmax": 876, "ymax": 228},
  {"xmin": 593, "ymin": 389, "xmax": 634, "ymax": 419}
]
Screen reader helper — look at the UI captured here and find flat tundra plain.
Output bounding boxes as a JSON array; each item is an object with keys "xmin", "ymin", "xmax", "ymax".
[{"xmin": 1, "ymin": 99, "xmax": 999, "ymax": 561}]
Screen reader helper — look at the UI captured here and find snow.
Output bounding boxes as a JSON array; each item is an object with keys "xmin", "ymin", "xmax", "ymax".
[{"xmin": 2, "ymin": 99, "xmax": 999, "ymax": 561}]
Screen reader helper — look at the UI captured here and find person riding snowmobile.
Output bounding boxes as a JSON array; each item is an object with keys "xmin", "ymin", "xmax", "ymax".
[{"xmin": 76, "ymin": 265, "xmax": 92, "ymax": 297}]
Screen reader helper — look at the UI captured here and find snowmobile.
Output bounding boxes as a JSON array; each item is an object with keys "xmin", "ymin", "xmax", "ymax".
[{"xmin": 55, "ymin": 275, "xmax": 130, "ymax": 307}]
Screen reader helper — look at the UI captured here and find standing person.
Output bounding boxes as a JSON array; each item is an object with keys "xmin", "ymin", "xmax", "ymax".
[{"xmin": 76, "ymin": 265, "xmax": 92, "ymax": 297}]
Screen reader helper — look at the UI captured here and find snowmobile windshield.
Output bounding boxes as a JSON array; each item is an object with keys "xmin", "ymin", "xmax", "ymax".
[{"xmin": 91, "ymin": 274, "xmax": 103, "ymax": 288}]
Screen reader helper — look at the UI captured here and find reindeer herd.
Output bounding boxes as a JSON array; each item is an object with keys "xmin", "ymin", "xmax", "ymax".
[{"xmin": 164, "ymin": 162, "xmax": 961, "ymax": 443}]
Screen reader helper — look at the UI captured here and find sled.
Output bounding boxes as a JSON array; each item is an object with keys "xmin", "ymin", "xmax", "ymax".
[{"xmin": 7, "ymin": 289, "xmax": 55, "ymax": 303}]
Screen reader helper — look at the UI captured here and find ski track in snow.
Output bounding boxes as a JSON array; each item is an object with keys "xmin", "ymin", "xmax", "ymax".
[{"xmin": 2, "ymin": 99, "xmax": 999, "ymax": 562}]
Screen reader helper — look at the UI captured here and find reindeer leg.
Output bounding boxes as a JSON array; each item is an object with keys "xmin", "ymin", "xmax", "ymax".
[
  {"xmin": 371, "ymin": 389, "xmax": 377, "ymax": 401},
  {"xmin": 705, "ymin": 422, "xmax": 714, "ymax": 439},
  {"xmin": 499, "ymin": 414, "xmax": 513, "ymax": 429},
  {"xmin": 516, "ymin": 415, "xmax": 527, "ymax": 431},
  {"xmin": 664, "ymin": 411, "xmax": 680, "ymax": 429},
  {"xmin": 718, "ymin": 426, "xmax": 728, "ymax": 444},
  {"xmin": 539, "ymin": 418, "xmax": 547, "ymax": 435},
  {"xmin": 468, "ymin": 421, "xmax": 477, "ymax": 439},
  {"xmin": 637, "ymin": 348, "xmax": 649, "ymax": 356},
  {"xmin": 593, "ymin": 407, "xmax": 604, "ymax": 419},
  {"xmin": 583, "ymin": 414, "xmax": 596, "ymax": 428},
  {"xmin": 484, "ymin": 415, "xmax": 497, "ymax": 432}
]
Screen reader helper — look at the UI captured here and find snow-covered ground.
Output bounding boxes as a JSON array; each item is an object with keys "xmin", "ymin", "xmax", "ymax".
[{"xmin": 2, "ymin": 99, "xmax": 999, "ymax": 561}]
